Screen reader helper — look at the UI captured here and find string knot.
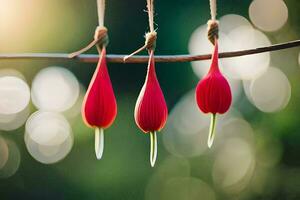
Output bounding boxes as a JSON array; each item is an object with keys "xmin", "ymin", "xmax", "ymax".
[
  {"xmin": 94, "ymin": 26, "xmax": 109, "ymax": 48},
  {"xmin": 123, "ymin": 31, "xmax": 157, "ymax": 62},
  {"xmin": 145, "ymin": 31, "xmax": 157, "ymax": 51},
  {"xmin": 207, "ymin": 20, "xmax": 219, "ymax": 45},
  {"xmin": 68, "ymin": 26, "xmax": 109, "ymax": 58}
]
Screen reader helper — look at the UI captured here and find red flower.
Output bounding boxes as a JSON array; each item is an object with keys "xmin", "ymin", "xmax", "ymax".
[
  {"xmin": 195, "ymin": 40, "xmax": 232, "ymax": 148},
  {"xmin": 134, "ymin": 51, "xmax": 168, "ymax": 133},
  {"xmin": 82, "ymin": 47, "xmax": 117, "ymax": 159},
  {"xmin": 134, "ymin": 50, "xmax": 168, "ymax": 166}
]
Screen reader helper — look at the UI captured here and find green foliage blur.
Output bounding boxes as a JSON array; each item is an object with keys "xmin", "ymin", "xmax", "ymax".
[{"xmin": 0, "ymin": 0, "xmax": 300, "ymax": 199}]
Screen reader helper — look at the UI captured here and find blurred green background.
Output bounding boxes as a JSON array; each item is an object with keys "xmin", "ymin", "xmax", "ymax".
[{"xmin": 0, "ymin": 0, "xmax": 300, "ymax": 199}]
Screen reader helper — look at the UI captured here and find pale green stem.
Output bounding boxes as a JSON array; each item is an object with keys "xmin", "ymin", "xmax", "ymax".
[
  {"xmin": 208, "ymin": 114, "xmax": 217, "ymax": 148},
  {"xmin": 95, "ymin": 127, "xmax": 104, "ymax": 160},
  {"xmin": 150, "ymin": 131, "xmax": 157, "ymax": 167}
]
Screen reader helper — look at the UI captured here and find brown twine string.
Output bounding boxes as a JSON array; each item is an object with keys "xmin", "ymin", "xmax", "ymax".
[
  {"xmin": 97, "ymin": 0, "xmax": 105, "ymax": 27},
  {"xmin": 147, "ymin": 0, "xmax": 155, "ymax": 33},
  {"xmin": 123, "ymin": 31, "xmax": 157, "ymax": 61},
  {"xmin": 123, "ymin": 0, "xmax": 156, "ymax": 62},
  {"xmin": 68, "ymin": 27, "xmax": 108, "ymax": 58},
  {"xmin": 69, "ymin": 0, "xmax": 108, "ymax": 58},
  {"xmin": 207, "ymin": 20, "xmax": 219, "ymax": 45},
  {"xmin": 209, "ymin": 0, "xmax": 217, "ymax": 21},
  {"xmin": 207, "ymin": 0, "xmax": 218, "ymax": 45}
]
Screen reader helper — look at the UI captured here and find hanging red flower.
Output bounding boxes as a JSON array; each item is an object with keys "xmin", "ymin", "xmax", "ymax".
[
  {"xmin": 134, "ymin": 50, "xmax": 168, "ymax": 167},
  {"xmin": 195, "ymin": 40, "xmax": 232, "ymax": 148},
  {"xmin": 82, "ymin": 47, "xmax": 117, "ymax": 159}
]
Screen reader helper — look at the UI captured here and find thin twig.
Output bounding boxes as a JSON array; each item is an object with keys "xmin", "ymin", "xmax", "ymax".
[{"xmin": 0, "ymin": 39, "xmax": 299, "ymax": 64}]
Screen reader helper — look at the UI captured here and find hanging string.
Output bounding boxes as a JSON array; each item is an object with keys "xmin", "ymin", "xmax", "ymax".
[
  {"xmin": 147, "ymin": 0, "xmax": 155, "ymax": 33},
  {"xmin": 123, "ymin": 0, "xmax": 157, "ymax": 61},
  {"xmin": 77, "ymin": 0, "xmax": 109, "ymax": 160},
  {"xmin": 209, "ymin": 0, "xmax": 217, "ymax": 21},
  {"xmin": 207, "ymin": 0, "xmax": 219, "ymax": 45},
  {"xmin": 124, "ymin": 0, "xmax": 158, "ymax": 166},
  {"xmin": 69, "ymin": 0, "xmax": 108, "ymax": 58},
  {"xmin": 97, "ymin": 0, "xmax": 105, "ymax": 27}
]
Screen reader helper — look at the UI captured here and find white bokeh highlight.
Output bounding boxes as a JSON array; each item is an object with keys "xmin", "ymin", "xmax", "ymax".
[
  {"xmin": 249, "ymin": 0, "xmax": 288, "ymax": 32},
  {"xmin": 63, "ymin": 84, "xmax": 86, "ymax": 122},
  {"xmin": 0, "ymin": 75, "xmax": 31, "ymax": 131},
  {"xmin": 26, "ymin": 111, "xmax": 71, "ymax": 146},
  {"xmin": 248, "ymin": 67, "xmax": 291, "ymax": 112},
  {"xmin": 163, "ymin": 90, "xmax": 241, "ymax": 157},
  {"xmin": 31, "ymin": 67, "xmax": 80, "ymax": 112},
  {"xmin": 0, "ymin": 76, "xmax": 30, "ymax": 114},
  {"xmin": 219, "ymin": 14, "xmax": 252, "ymax": 34},
  {"xmin": 0, "ymin": 105, "xmax": 30, "ymax": 131},
  {"xmin": 162, "ymin": 91, "xmax": 210, "ymax": 157},
  {"xmin": 25, "ymin": 111, "xmax": 73, "ymax": 164},
  {"xmin": 213, "ymin": 117, "xmax": 255, "ymax": 147},
  {"xmin": 0, "ymin": 69, "xmax": 26, "ymax": 80},
  {"xmin": 213, "ymin": 138, "xmax": 255, "ymax": 193},
  {"xmin": 226, "ymin": 26, "xmax": 271, "ymax": 80}
]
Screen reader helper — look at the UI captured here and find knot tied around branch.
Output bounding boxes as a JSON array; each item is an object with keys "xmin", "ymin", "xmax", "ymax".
[
  {"xmin": 123, "ymin": 31, "xmax": 157, "ymax": 62},
  {"xmin": 207, "ymin": 20, "xmax": 219, "ymax": 45},
  {"xmin": 145, "ymin": 31, "xmax": 157, "ymax": 51},
  {"xmin": 68, "ymin": 26, "xmax": 109, "ymax": 58},
  {"xmin": 94, "ymin": 26, "xmax": 109, "ymax": 49}
]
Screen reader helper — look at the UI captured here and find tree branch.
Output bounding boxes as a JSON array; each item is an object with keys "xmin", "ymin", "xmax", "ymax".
[{"xmin": 0, "ymin": 39, "xmax": 299, "ymax": 63}]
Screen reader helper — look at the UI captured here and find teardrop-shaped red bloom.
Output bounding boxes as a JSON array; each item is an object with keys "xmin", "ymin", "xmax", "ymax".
[
  {"xmin": 195, "ymin": 40, "xmax": 232, "ymax": 114},
  {"xmin": 134, "ymin": 51, "xmax": 168, "ymax": 133},
  {"xmin": 82, "ymin": 47, "xmax": 117, "ymax": 129}
]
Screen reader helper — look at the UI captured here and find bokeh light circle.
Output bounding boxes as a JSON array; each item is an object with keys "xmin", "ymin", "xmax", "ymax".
[
  {"xmin": 145, "ymin": 156, "xmax": 191, "ymax": 200},
  {"xmin": 63, "ymin": 84, "xmax": 86, "ymax": 122},
  {"xmin": 161, "ymin": 177, "xmax": 216, "ymax": 200},
  {"xmin": 0, "ymin": 106, "xmax": 30, "ymax": 131},
  {"xmin": 163, "ymin": 90, "xmax": 240, "ymax": 157},
  {"xmin": 0, "ymin": 76, "xmax": 30, "ymax": 114},
  {"xmin": 0, "ymin": 136, "xmax": 9, "ymax": 170},
  {"xmin": 0, "ymin": 69, "xmax": 26, "ymax": 80},
  {"xmin": 0, "ymin": 139, "xmax": 21, "ymax": 179},
  {"xmin": 162, "ymin": 91, "xmax": 210, "ymax": 157},
  {"xmin": 26, "ymin": 111, "xmax": 71, "ymax": 146},
  {"xmin": 214, "ymin": 117, "xmax": 255, "ymax": 147},
  {"xmin": 25, "ymin": 132, "xmax": 73, "ymax": 164},
  {"xmin": 226, "ymin": 26, "xmax": 271, "ymax": 80},
  {"xmin": 219, "ymin": 14, "xmax": 252, "ymax": 34},
  {"xmin": 256, "ymin": 133, "xmax": 283, "ymax": 168},
  {"xmin": 188, "ymin": 25, "xmax": 232, "ymax": 77},
  {"xmin": 243, "ymin": 80, "xmax": 253, "ymax": 103},
  {"xmin": 249, "ymin": 67, "xmax": 291, "ymax": 112},
  {"xmin": 31, "ymin": 67, "xmax": 80, "ymax": 112},
  {"xmin": 213, "ymin": 138, "xmax": 255, "ymax": 193},
  {"xmin": 249, "ymin": 0, "xmax": 288, "ymax": 32},
  {"xmin": 25, "ymin": 111, "xmax": 73, "ymax": 164}
]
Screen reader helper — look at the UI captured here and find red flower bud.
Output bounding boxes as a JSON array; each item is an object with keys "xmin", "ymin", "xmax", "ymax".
[
  {"xmin": 134, "ymin": 50, "xmax": 168, "ymax": 167},
  {"xmin": 82, "ymin": 47, "xmax": 117, "ymax": 159},
  {"xmin": 195, "ymin": 40, "xmax": 232, "ymax": 148}
]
